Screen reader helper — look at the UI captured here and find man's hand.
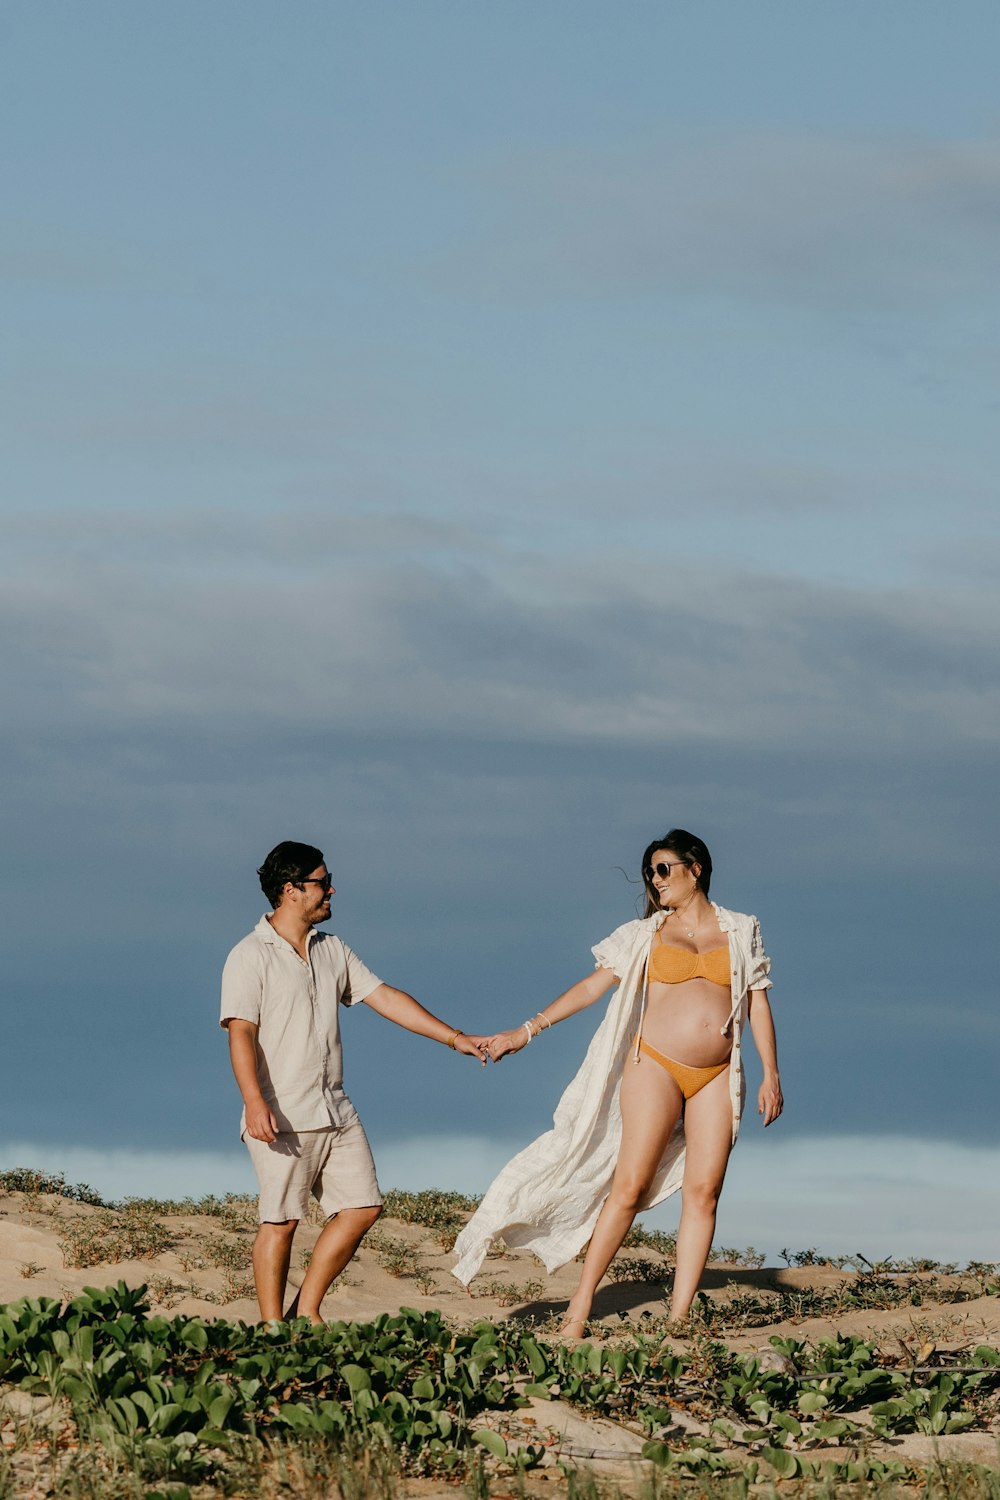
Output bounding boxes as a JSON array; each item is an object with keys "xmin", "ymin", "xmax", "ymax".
[
  {"xmin": 453, "ymin": 1032, "xmax": 494, "ymax": 1066},
  {"xmin": 245, "ymin": 1099, "xmax": 280, "ymax": 1142}
]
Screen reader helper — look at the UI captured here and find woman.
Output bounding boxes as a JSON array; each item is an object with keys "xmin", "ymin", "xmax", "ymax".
[{"xmin": 452, "ymin": 829, "xmax": 782, "ymax": 1332}]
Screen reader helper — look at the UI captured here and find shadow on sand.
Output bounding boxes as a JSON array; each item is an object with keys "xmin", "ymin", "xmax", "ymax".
[{"xmin": 507, "ymin": 1265, "xmax": 792, "ymax": 1327}]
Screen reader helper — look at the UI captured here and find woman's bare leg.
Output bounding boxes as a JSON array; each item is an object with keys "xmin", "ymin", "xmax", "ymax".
[
  {"xmin": 562, "ymin": 1058, "xmax": 683, "ymax": 1331},
  {"xmin": 670, "ymin": 1069, "xmax": 733, "ymax": 1319}
]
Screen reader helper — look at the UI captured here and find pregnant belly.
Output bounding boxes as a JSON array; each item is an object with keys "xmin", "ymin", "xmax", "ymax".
[{"xmin": 643, "ymin": 982, "xmax": 734, "ymax": 1068}]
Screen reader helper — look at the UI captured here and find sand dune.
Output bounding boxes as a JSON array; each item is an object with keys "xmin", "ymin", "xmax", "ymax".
[
  {"xmin": 2, "ymin": 1184, "xmax": 998, "ymax": 1345},
  {"xmin": 2, "ymin": 1182, "xmax": 999, "ymax": 1483}
]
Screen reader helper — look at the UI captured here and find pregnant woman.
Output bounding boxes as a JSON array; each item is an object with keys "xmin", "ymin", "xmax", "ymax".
[{"xmin": 452, "ymin": 829, "xmax": 783, "ymax": 1333}]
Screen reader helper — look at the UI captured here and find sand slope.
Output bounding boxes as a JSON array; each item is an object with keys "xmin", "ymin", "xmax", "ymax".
[{"xmin": 2, "ymin": 1187, "xmax": 999, "ymax": 1478}]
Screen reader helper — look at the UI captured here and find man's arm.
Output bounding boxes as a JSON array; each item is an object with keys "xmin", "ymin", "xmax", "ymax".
[
  {"xmin": 361, "ymin": 984, "xmax": 491, "ymax": 1064},
  {"xmin": 226, "ymin": 1020, "xmax": 280, "ymax": 1141}
]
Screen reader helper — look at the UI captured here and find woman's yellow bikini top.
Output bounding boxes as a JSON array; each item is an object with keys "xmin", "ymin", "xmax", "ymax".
[{"xmin": 648, "ymin": 943, "xmax": 730, "ymax": 988}]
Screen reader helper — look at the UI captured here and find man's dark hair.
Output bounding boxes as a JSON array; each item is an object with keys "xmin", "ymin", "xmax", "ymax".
[{"xmin": 257, "ymin": 841, "xmax": 325, "ymax": 909}]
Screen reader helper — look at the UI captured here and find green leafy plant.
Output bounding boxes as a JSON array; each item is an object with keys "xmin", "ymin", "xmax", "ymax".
[
  {"xmin": 202, "ymin": 1233, "xmax": 252, "ymax": 1272},
  {"xmin": 58, "ymin": 1206, "xmax": 172, "ymax": 1268},
  {"xmin": 780, "ymin": 1246, "xmax": 853, "ymax": 1268},
  {"xmin": 0, "ymin": 1167, "xmax": 106, "ymax": 1205},
  {"xmin": 605, "ymin": 1257, "xmax": 668, "ymax": 1285},
  {"xmin": 0, "ymin": 1280, "xmax": 997, "ymax": 1490},
  {"xmin": 709, "ymin": 1245, "xmax": 765, "ymax": 1268},
  {"xmin": 473, "ymin": 1278, "xmax": 545, "ymax": 1307},
  {"xmin": 620, "ymin": 1224, "xmax": 677, "ymax": 1257},
  {"xmin": 365, "ymin": 1230, "xmax": 415, "ymax": 1278},
  {"xmin": 379, "ymin": 1188, "xmax": 480, "ymax": 1252}
]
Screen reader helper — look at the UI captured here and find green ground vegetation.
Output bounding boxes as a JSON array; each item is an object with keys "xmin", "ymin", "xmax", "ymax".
[{"xmin": 1, "ymin": 1282, "xmax": 998, "ymax": 1496}]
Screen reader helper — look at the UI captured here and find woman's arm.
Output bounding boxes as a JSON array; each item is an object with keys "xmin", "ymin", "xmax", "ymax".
[
  {"xmin": 362, "ymin": 983, "xmax": 492, "ymax": 1064},
  {"xmin": 487, "ymin": 966, "xmax": 618, "ymax": 1062},
  {"xmin": 747, "ymin": 989, "xmax": 783, "ymax": 1126}
]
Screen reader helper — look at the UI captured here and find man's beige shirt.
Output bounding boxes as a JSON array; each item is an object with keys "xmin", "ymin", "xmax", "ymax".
[{"xmin": 220, "ymin": 914, "xmax": 382, "ymax": 1136}]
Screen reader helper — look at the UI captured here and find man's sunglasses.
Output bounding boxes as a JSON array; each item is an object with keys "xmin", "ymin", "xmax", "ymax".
[{"xmin": 299, "ymin": 874, "xmax": 334, "ymax": 891}]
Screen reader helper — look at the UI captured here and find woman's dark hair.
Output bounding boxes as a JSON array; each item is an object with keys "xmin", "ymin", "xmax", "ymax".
[
  {"xmin": 640, "ymin": 828, "xmax": 712, "ymax": 916},
  {"xmin": 257, "ymin": 841, "xmax": 325, "ymax": 909}
]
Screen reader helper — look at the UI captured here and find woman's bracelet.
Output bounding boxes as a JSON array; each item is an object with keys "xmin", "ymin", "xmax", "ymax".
[
  {"xmin": 445, "ymin": 1028, "xmax": 463, "ymax": 1050},
  {"xmin": 521, "ymin": 1013, "xmax": 553, "ymax": 1045}
]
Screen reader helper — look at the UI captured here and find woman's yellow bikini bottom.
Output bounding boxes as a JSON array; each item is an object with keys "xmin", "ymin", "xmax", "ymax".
[{"xmin": 636, "ymin": 1037, "xmax": 729, "ymax": 1099}]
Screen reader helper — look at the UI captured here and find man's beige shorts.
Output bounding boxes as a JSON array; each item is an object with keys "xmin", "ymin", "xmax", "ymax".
[{"xmin": 244, "ymin": 1123, "xmax": 381, "ymax": 1223}]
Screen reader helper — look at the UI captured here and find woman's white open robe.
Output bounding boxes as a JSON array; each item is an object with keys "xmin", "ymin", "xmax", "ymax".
[{"xmin": 452, "ymin": 903, "xmax": 771, "ymax": 1285}]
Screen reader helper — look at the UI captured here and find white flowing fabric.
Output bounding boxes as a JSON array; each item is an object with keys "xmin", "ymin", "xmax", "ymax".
[{"xmin": 451, "ymin": 903, "xmax": 770, "ymax": 1285}]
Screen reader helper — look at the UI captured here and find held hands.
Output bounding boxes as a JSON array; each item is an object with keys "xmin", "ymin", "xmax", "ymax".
[
  {"xmin": 758, "ymin": 1074, "xmax": 784, "ymax": 1127},
  {"xmin": 449, "ymin": 1020, "xmax": 547, "ymax": 1064},
  {"xmin": 453, "ymin": 1032, "xmax": 496, "ymax": 1066},
  {"xmin": 487, "ymin": 1028, "xmax": 530, "ymax": 1063},
  {"xmin": 447, "ymin": 1029, "xmax": 529, "ymax": 1063}
]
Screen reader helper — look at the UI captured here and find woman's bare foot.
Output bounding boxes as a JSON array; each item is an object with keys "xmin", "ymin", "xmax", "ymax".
[
  {"xmin": 669, "ymin": 1290, "xmax": 706, "ymax": 1325},
  {"xmin": 663, "ymin": 1315, "xmax": 691, "ymax": 1338},
  {"xmin": 557, "ymin": 1296, "xmax": 592, "ymax": 1341}
]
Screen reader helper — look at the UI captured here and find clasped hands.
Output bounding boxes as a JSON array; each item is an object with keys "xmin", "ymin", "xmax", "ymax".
[{"xmin": 455, "ymin": 1030, "xmax": 531, "ymax": 1065}]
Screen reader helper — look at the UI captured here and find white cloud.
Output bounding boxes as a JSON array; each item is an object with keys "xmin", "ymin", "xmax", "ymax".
[
  {"xmin": 455, "ymin": 133, "xmax": 1000, "ymax": 310},
  {"xmin": 2, "ymin": 523, "xmax": 996, "ymax": 754}
]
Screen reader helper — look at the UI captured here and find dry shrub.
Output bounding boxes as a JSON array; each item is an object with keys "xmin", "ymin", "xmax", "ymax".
[{"xmin": 58, "ymin": 1205, "xmax": 170, "ymax": 1268}]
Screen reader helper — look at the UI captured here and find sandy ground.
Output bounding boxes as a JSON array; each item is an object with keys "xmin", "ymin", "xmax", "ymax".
[{"xmin": 2, "ymin": 1189, "xmax": 999, "ymax": 1481}]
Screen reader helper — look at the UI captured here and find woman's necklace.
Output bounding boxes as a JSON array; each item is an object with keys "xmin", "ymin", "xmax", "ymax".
[{"xmin": 669, "ymin": 891, "xmax": 701, "ymax": 940}]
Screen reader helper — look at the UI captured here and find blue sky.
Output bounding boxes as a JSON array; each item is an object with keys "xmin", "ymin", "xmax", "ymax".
[{"xmin": 2, "ymin": 2, "xmax": 998, "ymax": 1260}]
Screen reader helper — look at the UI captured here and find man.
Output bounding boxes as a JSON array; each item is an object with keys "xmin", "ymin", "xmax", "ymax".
[{"xmin": 221, "ymin": 839, "xmax": 490, "ymax": 1324}]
